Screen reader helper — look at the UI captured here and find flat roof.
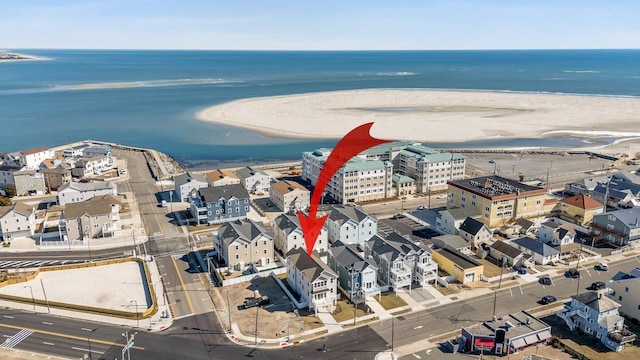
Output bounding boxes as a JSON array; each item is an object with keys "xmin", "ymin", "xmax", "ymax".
[
  {"xmin": 433, "ymin": 246, "xmax": 480, "ymax": 269},
  {"xmin": 448, "ymin": 175, "xmax": 545, "ymax": 200},
  {"xmin": 462, "ymin": 311, "xmax": 551, "ymax": 340}
]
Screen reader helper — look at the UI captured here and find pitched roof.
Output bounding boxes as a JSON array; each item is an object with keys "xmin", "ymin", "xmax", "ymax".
[
  {"xmin": 328, "ymin": 204, "xmax": 372, "ymax": 224},
  {"xmin": 515, "ymin": 218, "xmax": 534, "ymax": 230},
  {"xmin": 441, "ymin": 207, "xmax": 480, "ymax": 221},
  {"xmin": 174, "ymin": 172, "xmax": 207, "ymax": 187},
  {"xmin": 271, "ymin": 180, "xmax": 308, "ymax": 195},
  {"xmin": 287, "ymin": 247, "xmax": 337, "ymax": 282},
  {"xmin": 205, "ymin": 169, "xmax": 239, "ymax": 182},
  {"xmin": 431, "ymin": 235, "xmax": 470, "ymax": 250},
  {"xmin": 273, "ymin": 213, "xmax": 301, "ymax": 234},
  {"xmin": 63, "ymin": 195, "xmax": 120, "ymax": 219},
  {"xmin": 0, "ymin": 206, "xmax": 12, "ymax": 218},
  {"xmin": 458, "ymin": 217, "xmax": 487, "ymax": 236},
  {"xmin": 196, "ymin": 184, "xmax": 249, "ymax": 203},
  {"xmin": 58, "ymin": 180, "xmax": 116, "ymax": 192},
  {"xmin": 234, "ymin": 166, "xmax": 268, "ymax": 180},
  {"xmin": 218, "ymin": 219, "xmax": 269, "ymax": 247},
  {"xmin": 560, "ymin": 194, "xmax": 604, "ymax": 210},
  {"xmin": 20, "ymin": 146, "xmax": 48, "ymax": 156},
  {"xmin": 329, "ymin": 243, "xmax": 376, "ymax": 272},
  {"xmin": 366, "ymin": 232, "xmax": 425, "ymax": 263},
  {"xmin": 572, "ymin": 291, "xmax": 620, "ymax": 313},
  {"xmin": 490, "ymin": 241, "xmax": 523, "ymax": 259},
  {"xmin": 512, "ymin": 236, "xmax": 560, "ymax": 257}
]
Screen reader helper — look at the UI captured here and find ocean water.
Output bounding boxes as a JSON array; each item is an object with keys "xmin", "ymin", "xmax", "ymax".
[{"xmin": 1, "ymin": 49, "xmax": 640, "ymax": 168}]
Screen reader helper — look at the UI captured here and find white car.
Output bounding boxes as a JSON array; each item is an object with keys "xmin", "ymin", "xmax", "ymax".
[
  {"xmin": 595, "ymin": 262, "xmax": 608, "ymax": 271},
  {"xmin": 435, "ymin": 194, "xmax": 447, "ymax": 199}
]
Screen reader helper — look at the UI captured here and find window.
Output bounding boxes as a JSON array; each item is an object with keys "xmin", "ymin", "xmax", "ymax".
[
  {"xmin": 619, "ymin": 296, "xmax": 623, "ymax": 301},
  {"xmin": 235, "ymin": 254, "xmax": 239, "ymax": 259},
  {"xmin": 625, "ymin": 287, "xmax": 629, "ymax": 292}
]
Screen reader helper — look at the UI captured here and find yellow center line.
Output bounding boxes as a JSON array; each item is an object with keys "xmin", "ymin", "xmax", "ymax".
[
  {"xmin": 0, "ymin": 323, "xmax": 145, "ymax": 350},
  {"xmin": 171, "ymin": 256, "xmax": 195, "ymax": 315}
]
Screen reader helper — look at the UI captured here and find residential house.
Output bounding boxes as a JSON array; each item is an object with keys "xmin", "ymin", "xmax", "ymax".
[
  {"xmin": 62, "ymin": 195, "xmax": 122, "ymax": 241},
  {"xmin": 364, "ymin": 232, "xmax": 438, "ymax": 291},
  {"xmin": 234, "ymin": 166, "xmax": 272, "ymax": 194},
  {"xmin": 488, "ymin": 241, "xmax": 530, "ymax": 268},
  {"xmin": 591, "ymin": 207, "xmax": 640, "ymax": 246},
  {"xmin": 458, "ymin": 217, "xmax": 492, "ymax": 249},
  {"xmin": 272, "ymin": 213, "xmax": 328, "ymax": 255},
  {"xmin": 302, "ymin": 148, "xmax": 393, "ymax": 204},
  {"xmin": 82, "ymin": 144, "xmax": 111, "ymax": 158},
  {"xmin": 40, "ymin": 167, "xmax": 72, "ymax": 191},
  {"xmin": 513, "ymin": 218, "xmax": 535, "ymax": 236},
  {"xmin": 609, "ymin": 268, "xmax": 640, "ymax": 323},
  {"xmin": 71, "ymin": 155, "xmax": 113, "ymax": 178},
  {"xmin": 286, "ymin": 247, "xmax": 338, "ymax": 312},
  {"xmin": 174, "ymin": 172, "xmax": 208, "ymax": 202},
  {"xmin": 18, "ymin": 146, "xmax": 54, "ymax": 170},
  {"xmin": 213, "ymin": 219, "xmax": 273, "ymax": 271},
  {"xmin": 0, "ymin": 203, "xmax": 36, "ymax": 242},
  {"xmin": 564, "ymin": 176, "xmax": 606, "ymax": 196},
  {"xmin": 447, "ymin": 176, "xmax": 548, "ymax": 227},
  {"xmin": 270, "ymin": 180, "xmax": 310, "ymax": 213},
  {"xmin": 431, "ymin": 243, "xmax": 484, "ymax": 284},
  {"xmin": 553, "ymin": 194, "xmax": 604, "ymax": 226},
  {"xmin": 63, "ymin": 143, "xmax": 90, "ymax": 158},
  {"xmin": 205, "ymin": 169, "xmax": 240, "ymax": 187},
  {"xmin": 13, "ymin": 170, "xmax": 46, "ymax": 196},
  {"xmin": 0, "ymin": 165, "xmax": 21, "ymax": 186},
  {"xmin": 325, "ymin": 204, "xmax": 377, "ymax": 245},
  {"xmin": 327, "ymin": 242, "xmax": 380, "ymax": 301},
  {"xmin": 537, "ymin": 221, "xmax": 576, "ymax": 246},
  {"xmin": 189, "ymin": 184, "xmax": 250, "ymax": 225},
  {"xmin": 510, "ymin": 236, "xmax": 560, "ymax": 265},
  {"xmin": 438, "ymin": 207, "xmax": 481, "ymax": 235},
  {"xmin": 57, "ymin": 180, "xmax": 118, "ymax": 206},
  {"xmin": 557, "ymin": 292, "xmax": 636, "ymax": 352},
  {"xmin": 591, "ymin": 172, "xmax": 640, "ymax": 209}
]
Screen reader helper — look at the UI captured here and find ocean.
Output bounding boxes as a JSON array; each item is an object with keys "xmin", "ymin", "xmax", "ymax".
[{"xmin": 1, "ymin": 49, "xmax": 640, "ymax": 168}]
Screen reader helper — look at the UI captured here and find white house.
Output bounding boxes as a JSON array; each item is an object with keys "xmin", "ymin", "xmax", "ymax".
[
  {"xmin": 272, "ymin": 213, "xmax": 328, "ymax": 255},
  {"xmin": 286, "ymin": 248, "xmax": 338, "ymax": 313},
  {"xmin": 458, "ymin": 217, "xmax": 492, "ymax": 249},
  {"xmin": 235, "ymin": 166, "xmax": 272, "ymax": 194},
  {"xmin": 18, "ymin": 146, "xmax": 54, "ymax": 170},
  {"xmin": 174, "ymin": 172, "xmax": 208, "ymax": 202},
  {"xmin": 0, "ymin": 165, "xmax": 21, "ymax": 186},
  {"xmin": 0, "ymin": 203, "xmax": 36, "ymax": 242},
  {"xmin": 609, "ymin": 268, "xmax": 640, "ymax": 323},
  {"xmin": 438, "ymin": 207, "xmax": 481, "ymax": 235},
  {"xmin": 213, "ymin": 219, "xmax": 274, "ymax": 271},
  {"xmin": 537, "ymin": 221, "xmax": 576, "ymax": 246},
  {"xmin": 510, "ymin": 236, "xmax": 560, "ymax": 265},
  {"xmin": 325, "ymin": 205, "xmax": 377, "ymax": 245},
  {"xmin": 71, "ymin": 155, "xmax": 113, "ymax": 178},
  {"xmin": 270, "ymin": 180, "xmax": 310, "ymax": 213},
  {"xmin": 56, "ymin": 180, "xmax": 118, "ymax": 206}
]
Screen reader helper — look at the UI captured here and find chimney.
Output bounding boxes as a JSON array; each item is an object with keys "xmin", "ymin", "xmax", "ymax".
[
  {"xmin": 598, "ymin": 292, "xmax": 602, "ymax": 299},
  {"xmin": 636, "ymin": 218, "xmax": 639, "ymax": 227}
]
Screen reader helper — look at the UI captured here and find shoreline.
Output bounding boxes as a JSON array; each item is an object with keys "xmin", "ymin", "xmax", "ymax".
[
  {"xmin": 195, "ymin": 88, "xmax": 640, "ymax": 151},
  {"xmin": 0, "ymin": 51, "xmax": 50, "ymax": 63}
]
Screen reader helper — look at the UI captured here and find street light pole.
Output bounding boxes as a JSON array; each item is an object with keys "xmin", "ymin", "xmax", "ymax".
[
  {"xmin": 492, "ymin": 260, "xmax": 505, "ymax": 320},
  {"xmin": 24, "ymin": 285, "xmax": 35, "ymax": 311},
  {"xmin": 130, "ymin": 300, "xmax": 139, "ymax": 327},
  {"xmin": 255, "ymin": 303, "xmax": 259, "ymax": 345},
  {"xmin": 39, "ymin": 279, "xmax": 50, "ymax": 313},
  {"xmin": 226, "ymin": 288, "xmax": 232, "ymax": 331},
  {"xmin": 576, "ymin": 240, "xmax": 584, "ymax": 296}
]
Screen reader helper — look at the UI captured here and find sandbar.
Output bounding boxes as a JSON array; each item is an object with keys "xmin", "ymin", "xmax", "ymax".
[{"xmin": 196, "ymin": 89, "xmax": 640, "ymax": 150}]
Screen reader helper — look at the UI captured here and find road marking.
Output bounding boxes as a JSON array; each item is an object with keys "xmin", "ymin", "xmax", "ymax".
[
  {"xmin": 81, "ymin": 328, "xmax": 94, "ymax": 332},
  {"xmin": 171, "ymin": 256, "xmax": 195, "ymax": 315},
  {"xmin": 43, "ymin": 342, "xmax": 55, "ymax": 346},
  {"xmin": 3, "ymin": 316, "xmax": 14, "ymax": 319},
  {"xmin": 519, "ymin": 285, "xmax": 524, "ymax": 295},
  {"xmin": 412, "ymin": 354, "xmax": 422, "ymax": 359},
  {"xmin": 509, "ymin": 288, "xmax": 513, "ymax": 297},
  {"xmin": 413, "ymin": 326, "xmax": 423, "ymax": 330},
  {"xmin": 635, "ymin": 256, "xmax": 640, "ymax": 264},
  {"xmin": 1, "ymin": 329, "xmax": 34, "ymax": 348},
  {"xmin": 71, "ymin": 347, "xmax": 105, "ymax": 354},
  {"xmin": 0, "ymin": 323, "xmax": 144, "ymax": 350},
  {"xmin": 42, "ymin": 322, "xmax": 53, "ymax": 325},
  {"xmin": 585, "ymin": 269, "xmax": 592, "ymax": 277}
]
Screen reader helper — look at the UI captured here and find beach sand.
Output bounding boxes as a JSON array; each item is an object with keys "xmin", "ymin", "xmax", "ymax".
[{"xmin": 196, "ymin": 89, "xmax": 640, "ymax": 153}]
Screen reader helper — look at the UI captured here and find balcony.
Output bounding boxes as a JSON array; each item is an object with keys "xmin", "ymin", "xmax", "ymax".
[{"xmin": 608, "ymin": 328, "xmax": 636, "ymax": 344}]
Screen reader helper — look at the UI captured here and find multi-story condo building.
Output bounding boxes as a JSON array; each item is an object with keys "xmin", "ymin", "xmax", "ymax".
[
  {"xmin": 18, "ymin": 146, "xmax": 54, "ymax": 170},
  {"xmin": 13, "ymin": 170, "xmax": 46, "ymax": 196},
  {"xmin": 205, "ymin": 169, "xmax": 241, "ymax": 187},
  {"xmin": 392, "ymin": 144, "xmax": 466, "ymax": 192},
  {"xmin": 234, "ymin": 166, "xmax": 272, "ymax": 194},
  {"xmin": 174, "ymin": 172, "xmax": 208, "ymax": 202},
  {"xmin": 552, "ymin": 194, "xmax": 604, "ymax": 226},
  {"xmin": 214, "ymin": 219, "xmax": 274, "ymax": 271},
  {"xmin": 447, "ymin": 175, "xmax": 548, "ymax": 227},
  {"xmin": 0, "ymin": 165, "xmax": 21, "ymax": 186},
  {"xmin": 286, "ymin": 247, "xmax": 338, "ymax": 313},
  {"xmin": 189, "ymin": 184, "xmax": 250, "ymax": 225},
  {"xmin": 557, "ymin": 291, "xmax": 636, "ymax": 352},
  {"xmin": 327, "ymin": 242, "xmax": 380, "ymax": 301},
  {"xmin": 272, "ymin": 213, "xmax": 328, "ymax": 255},
  {"xmin": 325, "ymin": 205, "xmax": 377, "ymax": 245},
  {"xmin": 270, "ymin": 180, "xmax": 310, "ymax": 213},
  {"xmin": 609, "ymin": 268, "xmax": 640, "ymax": 323},
  {"xmin": 57, "ymin": 180, "xmax": 118, "ymax": 206},
  {"xmin": 62, "ymin": 195, "xmax": 122, "ymax": 241},
  {"xmin": 41, "ymin": 167, "xmax": 72, "ymax": 191},
  {"xmin": 591, "ymin": 207, "xmax": 640, "ymax": 246},
  {"xmin": 71, "ymin": 155, "xmax": 113, "ymax": 178}
]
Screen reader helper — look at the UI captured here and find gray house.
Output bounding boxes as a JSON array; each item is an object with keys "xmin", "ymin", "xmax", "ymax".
[
  {"xmin": 189, "ymin": 184, "xmax": 250, "ymax": 225},
  {"xmin": 458, "ymin": 217, "xmax": 492, "ymax": 249},
  {"xmin": 175, "ymin": 172, "xmax": 209, "ymax": 202},
  {"xmin": 510, "ymin": 236, "xmax": 560, "ymax": 265},
  {"xmin": 557, "ymin": 292, "xmax": 636, "ymax": 352},
  {"xmin": 214, "ymin": 219, "xmax": 273, "ymax": 271},
  {"xmin": 327, "ymin": 242, "xmax": 380, "ymax": 301},
  {"xmin": 591, "ymin": 207, "xmax": 640, "ymax": 246},
  {"xmin": 235, "ymin": 166, "xmax": 272, "ymax": 194}
]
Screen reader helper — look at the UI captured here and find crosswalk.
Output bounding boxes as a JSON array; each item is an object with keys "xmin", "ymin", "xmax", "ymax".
[
  {"xmin": 0, "ymin": 259, "xmax": 87, "ymax": 269},
  {"xmin": 1, "ymin": 329, "xmax": 34, "ymax": 348}
]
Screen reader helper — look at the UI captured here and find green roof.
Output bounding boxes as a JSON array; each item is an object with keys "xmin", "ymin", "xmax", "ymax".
[{"xmin": 392, "ymin": 173, "xmax": 415, "ymax": 183}]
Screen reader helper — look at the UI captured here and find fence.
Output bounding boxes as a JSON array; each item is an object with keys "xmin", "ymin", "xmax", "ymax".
[
  {"xmin": 215, "ymin": 266, "xmax": 286, "ymax": 287},
  {"xmin": 270, "ymin": 272, "xmax": 307, "ymax": 309}
]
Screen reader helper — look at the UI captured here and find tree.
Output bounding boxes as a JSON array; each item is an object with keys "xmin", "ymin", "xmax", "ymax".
[
  {"xmin": 4, "ymin": 184, "xmax": 16, "ymax": 198},
  {"xmin": 0, "ymin": 196, "xmax": 10, "ymax": 206}
]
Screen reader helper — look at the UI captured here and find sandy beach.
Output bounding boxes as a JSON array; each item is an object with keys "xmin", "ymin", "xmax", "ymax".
[
  {"xmin": 0, "ymin": 51, "xmax": 49, "ymax": 62},
  {"xmin": 196, "ymin": 89, "xmax": 640, "ymax": 151}
]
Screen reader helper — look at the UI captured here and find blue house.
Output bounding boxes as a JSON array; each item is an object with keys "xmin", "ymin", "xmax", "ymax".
[
  {"xmin": 189, "ymin": 184, "xmax": 250, "ymax": 225},
  {"xmin": 557, "ymin": 291, "xmax": 636, "ymax": 352}
]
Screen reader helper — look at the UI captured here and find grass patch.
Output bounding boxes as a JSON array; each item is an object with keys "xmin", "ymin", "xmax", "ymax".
[
  {"xmin": 436, "ymin": 285, "xmax": 459, "ymax": 296},
  {"xmin": 390, "ymin": 308, "xmax": 412, "ymax": 316},
  {"xmin": 378, "ymin": 293, "xmax": 408, "ymax": 310},
  {"xmin": 477, "ymin": 258, "xmax": 504, "ymax": 278},
  {"xmin": 331, "ymin": 299, "xmax": 368, "ymax": 323}
]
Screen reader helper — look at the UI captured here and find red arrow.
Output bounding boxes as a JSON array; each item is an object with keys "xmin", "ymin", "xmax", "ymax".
[{"xmin": 298, "ymin": 122, "xmax": 390, "ymax": 257}]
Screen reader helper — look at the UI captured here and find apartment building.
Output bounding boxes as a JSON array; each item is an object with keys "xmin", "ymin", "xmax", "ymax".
[
  {"xmin": 270, "ymin": 180, "xmax": 310, "ymax": 213},
  {"xmin": 325, "ymin": 205, "xmax": 377, "ymax": 245},
  {"xmin": 62, "ymin": 195, "xmax": 122, "ymax": 241},
  {"xmin": 286, "ymin": 248, "xmax": 338, "ymax": 313},
  {"xmin": 272, "ymin": 213, "xmax": 328, "ymax": 255},
  {"xmin": 213, "ymin": 219, "xmax": 273, "ymax": 271},
  {"xmin": 57, "ymin": 180, "xmax": 118, "ymax": 206},
  {"xmin": 13, "ymin": 170, "xmax": 46, "ymax": 196},
  {"xmin": 393, "ymin": 144, "xmax": 466, "ymax": 192}
]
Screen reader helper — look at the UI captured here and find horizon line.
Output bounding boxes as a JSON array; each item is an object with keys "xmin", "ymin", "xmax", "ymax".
[{"xmin": 5, "ymin": 47, "xmax": 640, "ymax": 52}]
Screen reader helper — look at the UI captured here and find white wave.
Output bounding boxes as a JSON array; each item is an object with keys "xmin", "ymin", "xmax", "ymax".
[
  {"xmin": 56, "ymin": 78, "xmax": 239, "ymax": 91},
  {"xmin": 375, "ymin": 71, "xmax": 418, "ymax": 77},
  {"xmin": 563, "ymin": 70, "xmax": 601, "ymax": 74},
  {"xmin": 541, "ymin": 77, "xmax": 566, "ymax": 81}
]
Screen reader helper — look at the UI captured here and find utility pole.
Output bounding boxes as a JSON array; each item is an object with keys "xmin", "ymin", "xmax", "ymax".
[
  {"xmin": 391, "ymin": 316, "xmax": 395, "ymax": 352},
  {"xmin": 226, "ymin": 288, "xmax": 232, "ymax": 331},
  {"xmin": 492, "ymin": 260, "xmax": 505, "ymax": 320},
  {"xmin": 575, "ymin": 240, "xmax": 584, "ymax": 296},
  {"xmin": 254, "ymin": 304, "xmax": 259, "ymax": 345},
  {"xmin": 39, "ymin": 279, "xmax": 50, "ymax": 313}
]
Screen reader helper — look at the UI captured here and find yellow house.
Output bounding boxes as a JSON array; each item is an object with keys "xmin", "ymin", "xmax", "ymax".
[
  {"xmin": 431, "ymin": 246, "xmax": 484, "ymax": 284},
  {"xmin": 553, "ymin": 194, "xmax": 604, "ymax": 226},
  {"xmin": 447, "ymin": 176, "xmax": 548, "ymax": 228}
]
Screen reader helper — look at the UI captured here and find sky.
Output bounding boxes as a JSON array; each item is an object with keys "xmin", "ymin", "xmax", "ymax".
[{"xmin": 2, "ymin": 0, "xmax": 640, "ymax": 50}]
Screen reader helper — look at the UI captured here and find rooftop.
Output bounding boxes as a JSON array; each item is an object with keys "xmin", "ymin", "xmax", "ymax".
[
  {"xmin": 463, "ymin": 311, "xmax": 551, "ymax": 341},
  {"xmin": 271, "ymin": 180, "xmax": 308, "ymax": 195},
  {"xmin": 560, "ymin": 194, "xmax": 604, "ymax": 210},
  {"xmin": 572, "ymin": 291, "xmax": 620, "ymax": 313},
  {"xmin": 287, "ymin": 247, "xmax": 337, "ymax": 282},
  {"xmin": 433, "ymin": 245, "xmax": 481, "ymax": 269},
  {"xmin": 448, "ymin": 175, "xmax": 545, "ymax": 199},
  {"xmin": 512, "ymin": 236, "xmax": 560, "ymax": 257}
]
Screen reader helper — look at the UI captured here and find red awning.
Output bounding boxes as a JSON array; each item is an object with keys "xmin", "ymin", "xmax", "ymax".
[{"xmin": 474, "ymin": 338, "xmax": 495, "ymax": 347}]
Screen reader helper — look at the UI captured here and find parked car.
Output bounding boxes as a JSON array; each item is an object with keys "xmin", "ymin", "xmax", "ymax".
[
  {"xmin": 488, "ymin": 159, "xmax": 495, "ymax": 164},
  {"xmin": 539, "ymin": 277, "xmax": 552, "ymax": 286},
  {"xmin": 566, "ymin": 269, "xmax": 580, "ymax": 278},
  {"xmin": 590, "ymin": 281, "xmax": 606, "ymax": 290},
  {"xmin": 540, "ymin": 295, "xmax": 557, "ymax": 305},
  {"xmin": 518, "ymin": 267, "xmax": 528, "ymax": 275},
  {"xmin": 243, "ymin": 295, "xmax": 269, "ymax": 309},
  {"xmin": 595, "ymin": 262, "xmax": 609, "ymax": 271},
  {"xmin": 160, "ymin": 200, "xmax": 167, "ymax": 207}
]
